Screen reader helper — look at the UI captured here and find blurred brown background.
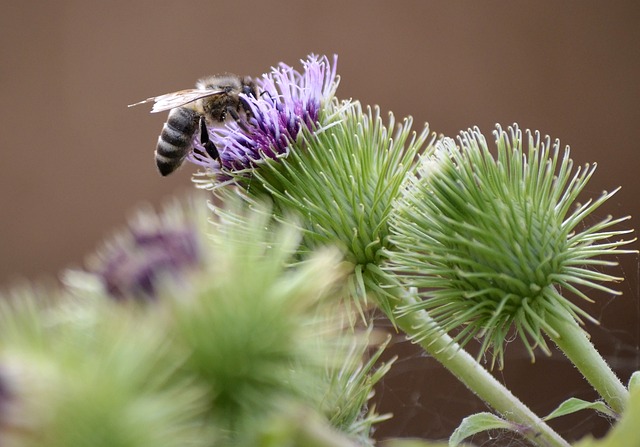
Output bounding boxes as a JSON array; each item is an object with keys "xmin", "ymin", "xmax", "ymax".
[{"xmin": 1, "ymin": 1, "xmax": 639, "ymax": 444}]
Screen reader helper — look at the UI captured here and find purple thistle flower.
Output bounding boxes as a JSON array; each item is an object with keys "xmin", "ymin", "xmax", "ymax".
[
  {"xmin": 189, "ymin": 54, "xmax": 339, "ymax": 185},
  {"xmin": 0, "ymin": 369, "xmax": 15, "ymax": 438},
  {"xmin": 87, "ymin": 204, "xmax": 204, "ymax": 301}
]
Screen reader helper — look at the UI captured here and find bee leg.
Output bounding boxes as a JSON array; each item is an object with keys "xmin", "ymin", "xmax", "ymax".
[
  {"xmin": 227, "ymin": 106, "xmax": 252, "ymax": 133},
  {"xmin": 238, "ymin": 97, "xmax": 252, "ymax": 118},
  {"xmin": 199, "ymin": 116, "xmax": 219, "ymax": 160}
]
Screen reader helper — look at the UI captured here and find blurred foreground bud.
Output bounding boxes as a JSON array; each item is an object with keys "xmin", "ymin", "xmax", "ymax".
[
  {"xmin": 159, "ymin": 199, "xmax": 391, "ymax": 444},
  {"xmin": 250, "ymin": 403, "xmax": 358, "ymax": 447},
  {"xmin": 0, "ymin": 287, "xmax": 213, "ymax": 447}
]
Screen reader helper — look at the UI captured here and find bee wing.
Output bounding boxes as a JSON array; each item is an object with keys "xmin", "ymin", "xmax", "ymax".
[{"xmin": 128, "ymin": 88, "xmax": 225, "ymax": 113}]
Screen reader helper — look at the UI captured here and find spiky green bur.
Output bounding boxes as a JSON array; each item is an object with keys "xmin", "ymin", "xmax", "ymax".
[
  {"xmin": 167, "ymin": 200, "xmax": 389, "ymax": 443},
  {"xmin": 229, "ymin": 101, "xmax": 434, "ymax": 312},
  {"xmin": 387, "ymin": 124, "xmax": 635, "ymax": 367},
  {"xmin": 248, "ymin": 403, "xmax": 361, "ymax": 447},
  {"xmin": 0, "ymin": 289, "xmax": 212, "ymax": 447},
  {"xmin": 0, "ymin": 197, "xmax": 391, "ymax": 447},
  {"xmin": 320, "ymin": 329, "xmax": 394, "ymax": 445}
]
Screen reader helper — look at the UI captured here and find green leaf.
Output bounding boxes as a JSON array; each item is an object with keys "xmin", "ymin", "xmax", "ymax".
[
  {"xmin": 543, "ymin": 397, "xmax": 616, "ymax": 421},
  {"xmin": 449, "ymin": 412, "xmax": 513, "ymax": 446},
  {"xmin": 628, "ymin": 371, "xmax": 640, "ymax": 393},
  {"xmin": 572, "ymin": 385, "xmax": 640, "ymax": 446}
]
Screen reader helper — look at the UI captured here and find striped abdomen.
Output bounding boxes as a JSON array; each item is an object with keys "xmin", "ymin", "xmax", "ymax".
[{"xmin": 155, "ymin": 107, "xmax": 199, "ymax": 176}]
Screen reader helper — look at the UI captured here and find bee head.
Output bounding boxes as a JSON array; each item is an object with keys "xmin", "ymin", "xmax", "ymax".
[{"xmin": 241, "ymin": 76, "xmax": 258, "ymax": 98}]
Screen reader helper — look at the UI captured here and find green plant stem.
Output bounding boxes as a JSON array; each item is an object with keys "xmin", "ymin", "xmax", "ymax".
[
  {"xmin": 544, "ymin": 305, "xmax": 628, "ymax": 414},
  {"xmin": 383, "ymin": 289, "xmax": 570, "ymax": 447}
]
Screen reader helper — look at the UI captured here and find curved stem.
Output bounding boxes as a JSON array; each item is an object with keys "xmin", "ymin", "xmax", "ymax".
[
  {"xmin": 544, "ymin": 305, "xmax": 628, "ymax": 414},
  {"xmin": 377, "ymin": 287, "xmax": 570, "ymax": 447}
]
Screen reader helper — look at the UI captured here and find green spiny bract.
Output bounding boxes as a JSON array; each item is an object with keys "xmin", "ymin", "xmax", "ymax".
[
  {"xmin": 242, "ymin": 100, "xmax": 434, "ymax": 313},
  {"xmin": 387, "ymin": 124, "xmax": 635, "ymax": 368}
]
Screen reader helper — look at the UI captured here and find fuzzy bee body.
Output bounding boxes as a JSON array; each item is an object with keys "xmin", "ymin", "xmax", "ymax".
[
  {"xmin": 155, "ymin": 107, "xmax": 199, "ymax": 176},
  {"xmin": 130, "ymin": 74, "xmax": 257, "ymax": 176}
]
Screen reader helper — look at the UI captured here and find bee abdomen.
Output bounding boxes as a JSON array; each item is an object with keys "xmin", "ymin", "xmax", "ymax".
[{"xmin": 155, "ymin": 107, "xmax": 198, "ymax": 176}]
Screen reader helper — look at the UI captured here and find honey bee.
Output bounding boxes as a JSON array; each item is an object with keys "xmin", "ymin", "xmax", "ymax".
[{"xmin": 129, "ymin": 74, "xmax": 258, "ymax": 176}]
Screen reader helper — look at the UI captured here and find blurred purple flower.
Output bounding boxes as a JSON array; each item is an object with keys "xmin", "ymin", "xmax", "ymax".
[
  {"xmin": 188, "ymin": 54, "xmax": 338, "ymax": 182},
  {"xmin": 0, "ymin": 360, "xmax": 38, "ymax": 445},
  {"xmin": 90, "ymin": 219, "xmax": 203, "ymax": 301},
  {"xmin": 0, "ymin": 370, "xmax": 13, "ymax": 432}
]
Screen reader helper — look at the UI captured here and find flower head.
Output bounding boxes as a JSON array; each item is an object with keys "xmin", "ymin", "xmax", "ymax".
[
  {"xmin": 190, "ymin": 54, "xmax": 339, "ymax": 187},
  {"xmin": 86, "ymin": 198, "xmax": 207, "ymax": 301},
  {"xmin": 245, "ymin": 101, "xmax": 434, "ymax": 312},
  {"xmin": 387, "ymin": 124, "xmax": 636, "ymax": 367}
]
